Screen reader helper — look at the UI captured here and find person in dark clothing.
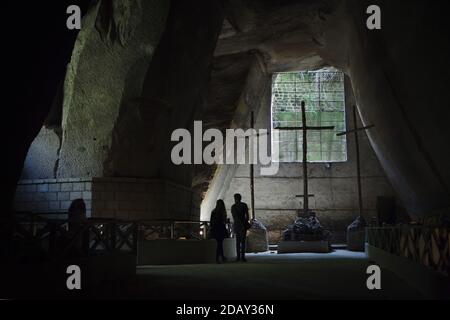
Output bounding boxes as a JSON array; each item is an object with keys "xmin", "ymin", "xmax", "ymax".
[
  {"xmin": 231, "ymin": 194, "xmax": 250, "ymax": 262},
  {"xmin": 67, "ymin": 199, "xmax": 88, "ymax": 257},
  {"xmin": 210, "ymin": 199, "xmax": 229, "ymax": 264}
]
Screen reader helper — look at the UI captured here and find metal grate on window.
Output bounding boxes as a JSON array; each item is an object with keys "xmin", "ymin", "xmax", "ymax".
[{"xmin": 271, "ymin": 69, "xmax": 347, "ymax": 163}]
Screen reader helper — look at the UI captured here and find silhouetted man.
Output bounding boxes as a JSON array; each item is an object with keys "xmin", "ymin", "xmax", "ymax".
[{"xmin": 231, "ymin": 194, "xmax": 250, "ymax": 262}]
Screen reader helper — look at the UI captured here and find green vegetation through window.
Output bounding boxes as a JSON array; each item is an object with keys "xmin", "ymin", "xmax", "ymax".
[{"xmin": 271, "ymin": 69, "xmax": 347, "ymax": 163}]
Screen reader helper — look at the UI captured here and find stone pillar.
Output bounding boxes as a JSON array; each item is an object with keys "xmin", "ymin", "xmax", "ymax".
[{"xmin": 57, "ymin": 0, "xmax": 169, "ymax": 179}]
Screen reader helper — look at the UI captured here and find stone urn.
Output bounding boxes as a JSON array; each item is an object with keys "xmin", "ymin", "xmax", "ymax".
[
  {"xmin": 246, "ymin": 219, "xmax": 269, "ymax": 253},
  {"xmin": 347, "ymin": 216, "xmax": 367, "ymax": 252}
]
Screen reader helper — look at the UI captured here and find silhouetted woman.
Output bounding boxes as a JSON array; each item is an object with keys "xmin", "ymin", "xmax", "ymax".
[{"xmin": 210, "ymin": 200, "xmax": 228, "ymax": 264}]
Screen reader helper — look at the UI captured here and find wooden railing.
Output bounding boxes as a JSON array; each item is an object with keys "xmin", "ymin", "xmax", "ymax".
[
  {"xmin": 1, "ymin": 215, "xmax": 234, "ymax": 264},
  {"xmin": 138, "ymin": 219, "xmax": 232, "ymax": 241},
  {"xmin": 1, "ymin": 214, "xmax": 137, "ymax": 263},
  {"xmin": 367, "ymin": 226, "xmax": 450, "ymax": 276}
]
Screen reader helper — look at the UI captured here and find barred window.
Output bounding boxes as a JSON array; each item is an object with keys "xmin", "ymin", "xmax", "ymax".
[{"xmin": 271, "ymin": 69, "xmax": 347, "ymax": 163}]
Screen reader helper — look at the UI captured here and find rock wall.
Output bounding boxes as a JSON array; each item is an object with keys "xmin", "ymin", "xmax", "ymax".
[
  {"xmin": 12, "ymin": 0, "xmax": 450, "ymax": 224},
  {"xmin": 192, "ymin": 52, "xmax": 255, "ymax": 199},
  {"xmin": 17, "ymin": 0, "xmax": 224, "ymax": 221},
  {"xmin": 201, "ymin": 54, "xmax": 272, "ymax": 221},
  {"xmin": 4, "ymin": 1, "xmax": 91, "ymax": 213},
  {"xmin": 21, "ymin": 0, "xmax": 169, "ymax": 181},
  {"xmin": 133, "ymin": 0, "xmax": 225, "ymax": 190},
  {"xmin": 21, "ymin": 127, "xmax": 61, "ymax": 180},
  {"xmin": 319, "ymin": 0, "xmax": 450, "ymax": 218},
  {"xmin": 57, "ymin": 0, "xmax": 169, "ymax": 179}
]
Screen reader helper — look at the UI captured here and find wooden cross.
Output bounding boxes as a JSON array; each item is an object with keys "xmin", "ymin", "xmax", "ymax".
[
  {"xmin": 275, "ymin": 101, "xmax": 335, "ymax": 216},
  {"xmin": 250, "ymin": 111, "xmax": 257, "ymax": 221},
  {"xmin": 246, "ymin": 110, "xmax": 268, "ymax": 221},
  {"xmin": 236, "ymin": 110, "xmax": 268, "ymax": 220},
  {"xmin": 337, "ymin": 105, "xmax": 374, "ymax": 218}
]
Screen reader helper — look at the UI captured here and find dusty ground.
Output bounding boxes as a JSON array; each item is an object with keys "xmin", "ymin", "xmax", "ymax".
[{"xmin": 128, "ymin": 250, "xmax": 423, "ymax": 300}]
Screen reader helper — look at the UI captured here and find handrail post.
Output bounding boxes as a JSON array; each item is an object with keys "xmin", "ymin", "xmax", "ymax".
[
  {"xmin": 133, "ymin": 222, "xmax": 138, "ymax": 255},
  {"xmin": 111, "ymin": 221, "xmax": 117, "ymax": 252},
  {"xmin": 170, "ymin": 221, "xmax": 174, "ymax": 239}
]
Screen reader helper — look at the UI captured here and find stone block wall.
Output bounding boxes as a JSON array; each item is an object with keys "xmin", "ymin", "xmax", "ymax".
[
  {"xmin": 91, "ymin": 178, "xmax": 199, "ymax": 221},
  {"xmin": 14, "ymin": 178, "xmax": 93, "ymax": 218},
  {"xmin": 13, "ymin": 178, "xmax": 199, "ymax": 221}
]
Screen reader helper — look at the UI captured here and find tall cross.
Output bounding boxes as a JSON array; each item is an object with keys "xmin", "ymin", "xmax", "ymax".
[
  {"xmin": 246, "ymin": 110, "xmax": 268, "ymax": 221},
  {"xmin": 337, "ymin": 105, "xmax": 374, "ymax": 218},
  {"xmin": 275, "ymin": 101, "xmax": 335, "ymax": 216},
  {"xmin": 236, "ymin": 110, "xmax": 267, "ymax": 220},
  {"xmin": 250, "ymin": 111, "xmax": 256, "ymax": 221}
]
